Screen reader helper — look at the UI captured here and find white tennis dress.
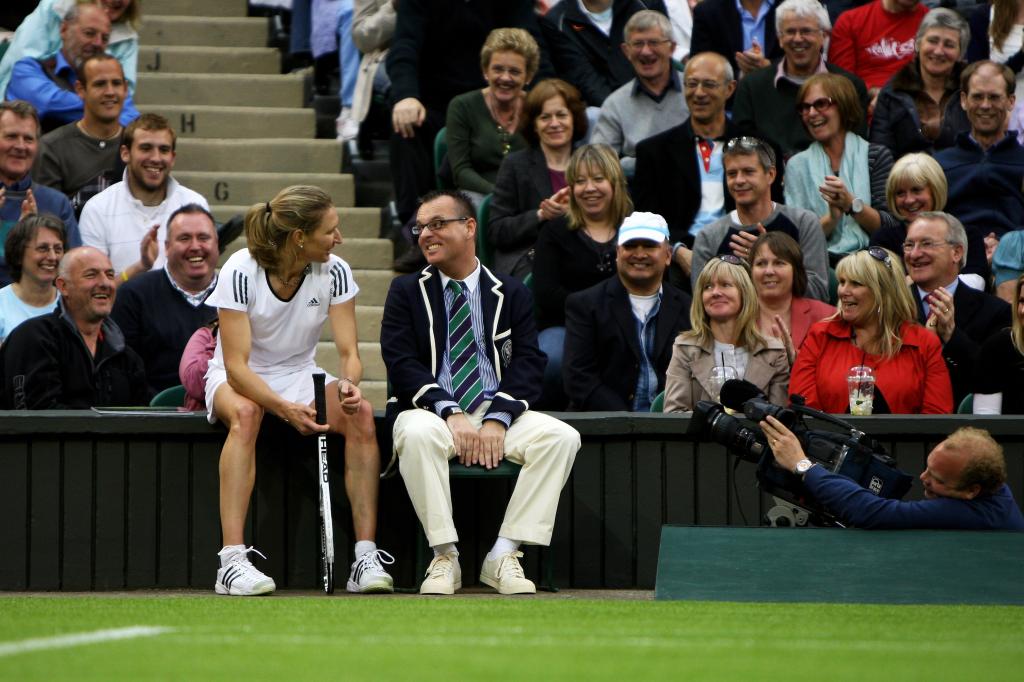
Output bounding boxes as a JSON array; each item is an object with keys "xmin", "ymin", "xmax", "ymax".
[{"xmin": 203, "ymin": 249, "xmax": 359, "ymax": 423}]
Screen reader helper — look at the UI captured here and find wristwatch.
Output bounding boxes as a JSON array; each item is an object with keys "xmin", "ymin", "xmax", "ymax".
[
  {"xmin": 845, "ymin": 198, "xmax": 864, "ymax": 216},
  {"xmin": 794, "ymin": 458, "xmax": 815, "ymax": 476},
  {"xmin": 441, "ymin": 405, "xmax": 464, "ymax": 419}
]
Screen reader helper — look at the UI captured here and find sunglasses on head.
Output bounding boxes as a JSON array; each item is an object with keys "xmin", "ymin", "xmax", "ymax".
[
  {"xmin": 715, "ymin": 254, "xmax": 750, "ymax": 269},
  {"xmin": 863, "ymin": 246, "xmax": 893, "ymax": 269}
]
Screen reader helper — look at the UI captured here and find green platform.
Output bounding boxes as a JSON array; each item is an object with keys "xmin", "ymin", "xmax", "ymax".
[{"xmin": 655, "ymin": 525, "xmax": 1024, "ymax": 605}]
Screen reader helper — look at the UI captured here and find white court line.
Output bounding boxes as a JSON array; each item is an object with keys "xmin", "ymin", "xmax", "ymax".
[{"xmin": 0, "ymin": 626, "xmax": 173, "ymax": 658}]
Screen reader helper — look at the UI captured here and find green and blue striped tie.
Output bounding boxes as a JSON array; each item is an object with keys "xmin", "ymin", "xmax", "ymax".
[{"xmin": 447, "ymin": 280, "xmax": 484, "ymax": 413}]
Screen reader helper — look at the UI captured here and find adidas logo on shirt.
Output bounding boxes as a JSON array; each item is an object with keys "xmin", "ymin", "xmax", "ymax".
[{"xmin": 306, "ymin": 297, "xmax": 320, "ymax": 307}]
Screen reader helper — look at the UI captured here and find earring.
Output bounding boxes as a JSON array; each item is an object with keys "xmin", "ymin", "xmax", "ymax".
[{"xmin": 299, "ymin": 242, "xmax": 304, "ymax": 249}]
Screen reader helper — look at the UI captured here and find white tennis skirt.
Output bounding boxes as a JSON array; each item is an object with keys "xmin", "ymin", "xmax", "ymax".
[{"xmin": 204, "ymin": 358, "xmax": 337, "ymax": 424}]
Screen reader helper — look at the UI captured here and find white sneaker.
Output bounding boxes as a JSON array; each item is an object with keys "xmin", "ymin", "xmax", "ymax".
[
  {"xmin": 336, "ymin": 107, "xmax": 359, "ymax": 141},
  {"xmin": 347, "ymin": 549, "xmax": 395, "ymax": 593},
  {"xmin": 215, "ymin": 546, "xmax": 276, "ymax": 596},
  {"xmin": 420, "ymin": 552, "xmax": 461, "ymax": 595},
  {"xmin": 479, "ymin": 550, "xmax": 535, "ymax": 594}
]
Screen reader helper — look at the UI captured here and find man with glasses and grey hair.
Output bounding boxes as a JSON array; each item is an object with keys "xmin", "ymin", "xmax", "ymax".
[
  {"xmin": 591, "ymin": 10, "xmax": 688, "ymax": 178},
  {"xmin": 903, "ymin": 211, "xmax": 1010, "ymax": 406},
  {"xmin": 690, "ymin": 135, "xmax": 829, "ymax": 301},
  {"xmin": 733, "ymin": 0, "xmax": 868, "ymax": 159}
]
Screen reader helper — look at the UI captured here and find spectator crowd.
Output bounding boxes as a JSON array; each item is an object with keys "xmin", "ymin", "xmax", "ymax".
[{"xmin": 2, "ymin": 0, "xmax": 1024, "ymax": 594}]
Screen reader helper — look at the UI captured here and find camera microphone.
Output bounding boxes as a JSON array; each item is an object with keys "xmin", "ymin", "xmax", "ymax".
[{"xmin": 719, "ymin": 379, "xmax": 766, "ymax": 412}]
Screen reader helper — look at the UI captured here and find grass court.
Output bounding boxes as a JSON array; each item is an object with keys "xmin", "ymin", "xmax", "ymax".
[{"xmin": 1, "ymin": 592, "xmax": 1022, "ymax": 680}]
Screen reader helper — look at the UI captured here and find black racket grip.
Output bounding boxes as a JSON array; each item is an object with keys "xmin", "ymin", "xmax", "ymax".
[{"xmin": 313, "ymin": 373, "xmax": 327, "ymax": 426}]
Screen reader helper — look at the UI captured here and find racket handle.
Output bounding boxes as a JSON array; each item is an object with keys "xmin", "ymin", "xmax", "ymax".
[{"xmin": 313, "ymin": 373, "xmax": 327, "ymax": 426}]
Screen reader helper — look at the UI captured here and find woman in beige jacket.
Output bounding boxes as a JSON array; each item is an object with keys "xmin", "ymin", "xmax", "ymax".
[{"xmin": 664, "ymin": 255, "xmax": 791, "ymax": 412}]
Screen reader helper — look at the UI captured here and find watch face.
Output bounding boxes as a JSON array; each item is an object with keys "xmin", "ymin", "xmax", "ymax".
[
  {"xmin": 796, "ymin": 459, "xmax": 813, "ymax": 474},
  {"xmin": 851, "ymin": 199, "xmax": 864, "ymax": 213}
]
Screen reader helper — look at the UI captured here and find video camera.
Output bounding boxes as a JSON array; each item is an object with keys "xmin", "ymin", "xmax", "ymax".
[{"xmin": 687, "ymin": 380, "xmax": 914, "ymax": 526}]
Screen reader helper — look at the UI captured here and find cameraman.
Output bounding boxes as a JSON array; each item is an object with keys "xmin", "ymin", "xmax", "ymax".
[{"xmin": 760, "ymin": 419, "xmax": 1024, "ymax": 531}]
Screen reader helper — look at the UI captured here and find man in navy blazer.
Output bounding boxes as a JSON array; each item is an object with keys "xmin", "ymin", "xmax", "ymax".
[
  {"xmin": 381, "ymin": 189, "xmax": 579, "ymax": 596},
  {"xmin": 904, "ymin": 212, "xmax": 1011, "ymax": 407},
  {"xmin": 689, "ymin": 0, "xmax": 783, "ymax": 79},
  {"xmin": 563, "ymin": 212, "xmax": 692, "ymax": 411}
]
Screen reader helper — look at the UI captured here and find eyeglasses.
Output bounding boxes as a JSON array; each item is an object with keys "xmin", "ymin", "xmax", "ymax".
[
  {"xmin": 684, "ymin": 79, "xmax": 724, "ymax": 91},
  {"xmin": 781, "ymin": 27, "xmax": 821, "ymax": 39},
  {"xmin": 411, "ymin": 216, "xmax": 469, "ymax": 236},
  {"xmin": 627, "ymin": 38, "xmax": 672, "ymax": 51},
  {"xmin": 902, "ymin": 239, "xmax": 955, "ymax": 252},
  {"xmin": 33, "ymin": 244, "xmax": 65, "ymax": 255},
  {"xmin": 796, "ymin": 97, "xmax": 835, "ymax": 115},
  {"xmin": 864, "ymin": 246, "xmax": 893, "ymax": 269}
]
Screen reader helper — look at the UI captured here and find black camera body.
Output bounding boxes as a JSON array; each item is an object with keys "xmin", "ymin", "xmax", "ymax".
[{"xmin": 687, "ymin": 382, "xmax": 914, "ymax": 525}]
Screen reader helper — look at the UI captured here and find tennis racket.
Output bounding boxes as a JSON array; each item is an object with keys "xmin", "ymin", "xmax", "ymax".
[{"xmin": 313, "ymin": 372, "xmax": 335, "ymax": 594}]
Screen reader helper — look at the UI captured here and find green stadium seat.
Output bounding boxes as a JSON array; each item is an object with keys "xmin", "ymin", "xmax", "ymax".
[
  {"xmin": 476, "ymin": 193, "xmax": 494, "ymax": 268},
  {"xmin": 650, "ymin": 390, "xmax": 665, "ymax": 413},
  {"xmin": 433, "ymin": 127, "xmax": 449, "ymax": 190},
  {"xmin": 957, "ymin": 393, "xmax": 974, "ymax": 414},
  {"xmin": 150, "ymin": 384, "xmax": 186, "ymax": 407},
  {"xmin": 413, "ymin": 459, "xmax": 557, "ymax": 592}
]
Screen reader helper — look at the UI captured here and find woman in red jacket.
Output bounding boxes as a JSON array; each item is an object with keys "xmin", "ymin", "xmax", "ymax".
[{"xmin": 790, "ymin": 247, "xmax": 953, "ymax": 414}]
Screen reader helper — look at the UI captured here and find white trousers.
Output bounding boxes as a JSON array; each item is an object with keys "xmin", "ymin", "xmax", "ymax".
[{"xmin": 393, "ymin": 406, "xmax": 580, "ymax": 547}]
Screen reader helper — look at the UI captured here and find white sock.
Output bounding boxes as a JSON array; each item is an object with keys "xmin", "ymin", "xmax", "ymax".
[
  {"xmin": 432, "ymin": 542, "xmax": 458, "ymax": 557},
  {"xmin": 487, "ymin": 537, "xmax": 519, "ymax": 561},
  {"xmin": 218, "ymin": 544, "xmax": 245, "ymax": 567},
  {"xmin": 354, "ymin": 540, "xmax": 376, "ymax": 558}
]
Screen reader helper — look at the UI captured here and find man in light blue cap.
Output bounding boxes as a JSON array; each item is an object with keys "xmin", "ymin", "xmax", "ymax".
[{"xmin": 563, "ymin": 211, "xmax": 692, "ymax": 411}]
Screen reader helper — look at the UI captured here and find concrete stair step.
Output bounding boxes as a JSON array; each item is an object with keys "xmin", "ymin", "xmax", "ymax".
[
  {"xmin": 349, "ymin": 270, "xmax": 396, "ymax": 306},
  {"xmin": 173, "ymin": 171, "xmax": 354, "ymax": 208},
  {"xmin": 146, "ymin": 0, "xmax": 247, "ymax": 16},
  {"xmin": 137, "ymin": 105, "xmax": 314, "ymax": 139},
  {"xmin": 138, "ymin": 46, "xmax": 279, "ymax": 75},
  {"xmin": 315, "ymin": 342, "xmax": 386, "ymax": 382},
  {"xmin": 139, "ymin": 16, "xmax": 268, "ymax": 48},
  {"xmin": 218, "ymin": 236, "xmax": 392, "ymax": 270},
  {"xmin": 211, "ymin": 206, "xmax": 381, "ymax": 239},
  {"xmin": 360, "ymin": 381, "xmax": 388, "ymax": 409},
  {"xmin": 175, "ymin": 138, "xmax": 342, "ymax": 174},
  {"xmin": 135, "ymin": 73, "xmax": 305, "ymax": 108},
  {"xmin": 354, "ymin": 306, "xmax": 384, "ymax": 342}
]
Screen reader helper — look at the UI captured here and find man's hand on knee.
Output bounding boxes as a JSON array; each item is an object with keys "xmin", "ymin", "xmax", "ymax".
[
  {"xmin": 446, "ymin": 412, "xmax": 480, "ymax": 465},
  {"xmin": 478, "ymin": 420, "xmax": 507, "ymax": 469}
]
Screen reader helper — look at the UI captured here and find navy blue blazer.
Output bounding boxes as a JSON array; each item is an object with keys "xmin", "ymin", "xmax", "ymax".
[
  {"xmin": 563, "ymin": 276, "xmax": 692, "ymax": 410},
  {"xmin": 380, "ymin": 264, "xmax": 545, "ymax": 424},
  {"xmin": 913, "ymin": 283, "xmax": 1011, "ymax": 406}
]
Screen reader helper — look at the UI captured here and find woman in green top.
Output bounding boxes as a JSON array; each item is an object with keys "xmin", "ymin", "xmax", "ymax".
[{"xmin": 445, "ymin": 27, "xmax": 539, "ymax": 203}]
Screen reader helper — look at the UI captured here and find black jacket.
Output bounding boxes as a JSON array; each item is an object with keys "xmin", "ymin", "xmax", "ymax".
[
  {"xmin": 563, "ymin": 276, "xmax": 691, "ymax": 410},
  {"xmin": 870, "ymin": 59, "xmax": 969, "ymax": 160},
  {"xmin": 633, "ymin": 117, "xmax": 784, "ymax": 246},
  {"xmin": 489, "ymin": 146, "xmax": 556, "ymax": 278},
  {"xmin": 541, "ymin": 0, "xmax": 667, "ymax": 106},
  {"xmin": 1, "ymin": 302, "xmax": 148, "ymax": 409},
  {"xmin": 913, "ymin": 282, "xmax": 1011, "ymax": 407},
  {"xmin": 690, "ymin": 0, "xmax": 783, "ymax": 77},
  {"xmin": 387, "ymin": 0, "xmax": 545, "ymax": 112}
]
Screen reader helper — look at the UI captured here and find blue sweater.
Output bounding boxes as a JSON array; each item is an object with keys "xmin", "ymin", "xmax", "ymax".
[
  {"xmin": 0, "ymin": 174, "xmax": 80, "ymax": 286},
  {"xmin": 936, "ymin": 132, "xmax": 1024, "ymax": 239},
  {"xmin": 804, "ymin": 465, "xmax": 1024, "ymax": 531}
]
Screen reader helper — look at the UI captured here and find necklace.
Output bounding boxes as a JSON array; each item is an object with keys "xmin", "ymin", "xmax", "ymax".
[
  {"xmin": 484, "ymin": 89, "xmax": 520, "ymax": 132},
  {"xmin": 275, "ymin": 263, "xmax": 310, "ymax": 286},
  {"xmin": 77, "ymin": 120, "xmax": 122, "ymax": 148}
]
